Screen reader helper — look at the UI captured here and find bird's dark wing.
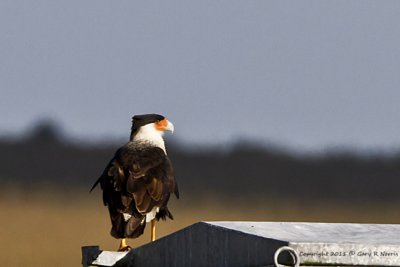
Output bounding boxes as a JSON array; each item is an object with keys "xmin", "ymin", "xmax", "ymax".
[
  {"xmin": 91, "ymin": 144, "xmax": 178, "ymax": 238},
  {"xmin": 120, "ymin": 146, "xmax": 178, "ymax": 214}
]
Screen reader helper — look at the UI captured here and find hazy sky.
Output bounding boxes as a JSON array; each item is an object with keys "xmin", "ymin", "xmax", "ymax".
[{"xmin": 1, "ymin": 1, "xmax": 400, "ymax": 151}]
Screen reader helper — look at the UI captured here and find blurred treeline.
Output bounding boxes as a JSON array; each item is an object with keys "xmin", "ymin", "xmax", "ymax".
[{"xmin": 1, "ymin": 120, "xmax": 400, "ymax": 202}]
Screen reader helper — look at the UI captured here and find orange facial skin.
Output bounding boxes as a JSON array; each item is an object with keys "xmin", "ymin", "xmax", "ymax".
[{"xmin": 155, "ymin": 119, "xmax": 169, "ymax": 131}]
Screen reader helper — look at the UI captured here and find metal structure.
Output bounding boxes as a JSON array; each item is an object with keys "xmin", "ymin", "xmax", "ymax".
[{"xmin": 82, "ymin": 221, "xmax": 400, "ymax": 267}]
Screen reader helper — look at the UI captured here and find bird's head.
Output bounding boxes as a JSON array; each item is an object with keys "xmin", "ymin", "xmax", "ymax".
[{"xmin": 130, "ymin": 114, "xmax": 174, "ymax": 143}]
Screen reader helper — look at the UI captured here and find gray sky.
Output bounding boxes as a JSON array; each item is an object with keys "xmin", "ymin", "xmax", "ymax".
[{"xmin": 1, "ymin": 1, "xmax": 400, "ymax": 151}]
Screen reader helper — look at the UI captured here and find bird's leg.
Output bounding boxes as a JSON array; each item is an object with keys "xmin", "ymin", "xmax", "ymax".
[
  {"xmin": 118, "ymin": 238, "xmax": 131, "ymax": 251},
  {"xmin": 151, "ymin": 219, "xmax": 156, "ymax": 241}
]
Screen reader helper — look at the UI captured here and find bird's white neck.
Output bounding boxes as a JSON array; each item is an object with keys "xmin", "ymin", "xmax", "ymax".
[{"xmin": 133, "ymin": 123, "xmax": 166, "ymax": 153}]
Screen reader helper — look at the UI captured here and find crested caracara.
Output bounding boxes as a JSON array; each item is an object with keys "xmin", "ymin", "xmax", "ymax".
[{"xmin": 91, "ymin": 114, "xmax": 179, "ymax": 251}]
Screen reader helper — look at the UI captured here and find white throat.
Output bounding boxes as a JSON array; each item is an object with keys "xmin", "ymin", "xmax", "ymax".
[{"xmin": 133, "ymin": 123, "xmax": 166, "ymax": 153}]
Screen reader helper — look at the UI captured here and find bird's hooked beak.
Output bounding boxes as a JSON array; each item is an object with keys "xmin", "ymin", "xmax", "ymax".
[
  {"xmin": 155, "ymin": 119, "xmax": 174, "ymax": 133},
  {"xmin": 165, "ymin": 120, "xmax": 174, "ymax": 133}
]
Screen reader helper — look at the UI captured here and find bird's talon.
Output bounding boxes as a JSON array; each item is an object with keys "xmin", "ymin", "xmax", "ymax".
[{"xmin": 118, "ymin": 245, "xmax": 132, "ymax": 252}]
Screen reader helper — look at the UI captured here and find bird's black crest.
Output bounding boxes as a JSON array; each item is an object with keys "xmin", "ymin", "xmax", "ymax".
[{"xmin": 130, "ymin": 114, "xmax": 165, "ymax": 138}]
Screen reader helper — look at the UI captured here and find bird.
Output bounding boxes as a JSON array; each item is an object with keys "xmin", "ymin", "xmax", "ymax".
[{"xmin": 90, "ymin": 114, "xmax": 179, "ymax": 251}]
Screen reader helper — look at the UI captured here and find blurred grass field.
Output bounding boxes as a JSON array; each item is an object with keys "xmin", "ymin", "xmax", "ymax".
[{"xmin": 1, "ymin": 186, "xmax": 400, "ymax": 267}]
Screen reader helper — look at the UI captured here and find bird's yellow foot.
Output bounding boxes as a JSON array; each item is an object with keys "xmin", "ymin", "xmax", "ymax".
[
  {"xmin": 118, "ymin": 245, "xmax": 132, "ymax": 252},
  {"xmin": 118, "ymin": 238, "xmax": 132, "ymax": 252}
]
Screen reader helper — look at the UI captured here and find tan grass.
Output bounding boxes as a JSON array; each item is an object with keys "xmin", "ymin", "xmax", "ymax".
[{"xmin": 1, "ymin": 187, "xmax": 400, "ymax": 267}]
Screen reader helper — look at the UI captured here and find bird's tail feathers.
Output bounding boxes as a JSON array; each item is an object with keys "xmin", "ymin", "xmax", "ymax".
[
  {"xmin": 156, "ymin": 206, "xmax": 174, "ymax": 221},
  {"xmin": 125, "ymin": 216, "xmax": 146, "ymax": 238}
]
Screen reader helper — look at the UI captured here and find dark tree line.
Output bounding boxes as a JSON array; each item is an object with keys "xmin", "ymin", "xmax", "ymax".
[{"xmin": 1, "ymin": 121, "xmax": 400, "ymax": 202}]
